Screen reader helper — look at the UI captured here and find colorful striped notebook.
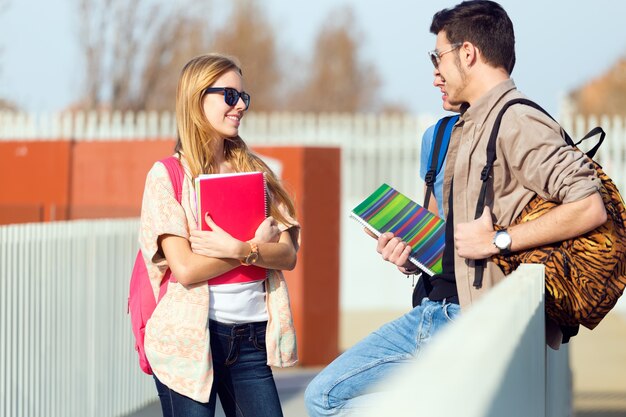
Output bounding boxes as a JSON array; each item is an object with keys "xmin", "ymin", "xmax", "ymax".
[{"xmin": 350, "ymin": 183, "xmax": 445, "ymax": 276}]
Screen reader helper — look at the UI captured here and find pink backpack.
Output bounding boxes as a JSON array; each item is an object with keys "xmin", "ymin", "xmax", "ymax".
[{"xmin": 128, "ymin": 156, "xmax": 184, "ymax": 375}]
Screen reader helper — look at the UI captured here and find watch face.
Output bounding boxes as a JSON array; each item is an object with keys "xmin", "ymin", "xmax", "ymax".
[
  {"xmin": 242, "ymin": 243, "xmax": 259, "ymax": 265},
  {"xmin": 247, "ymin": 252, "xmax": 259, "ymax": 264},
  {"xmin": 495, "ymin": 231, "xmax": 512, "ymax": 250}
]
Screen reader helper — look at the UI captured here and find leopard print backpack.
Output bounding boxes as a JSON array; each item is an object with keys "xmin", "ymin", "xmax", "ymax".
[{"xmin": 475, "ymin": 98, "xmax": 626, "ymax": 330}]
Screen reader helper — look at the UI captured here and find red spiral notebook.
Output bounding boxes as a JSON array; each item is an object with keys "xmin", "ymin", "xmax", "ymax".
[{"xmin": 195, "ymin": 171, "xmax": 268, "ymax": 285}]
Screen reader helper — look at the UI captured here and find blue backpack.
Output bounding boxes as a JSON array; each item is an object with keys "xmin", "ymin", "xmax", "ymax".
[
  {"xmin": 412, "ymin": 115, "xmax": 459, "ymax": 308},
  {"xmin": 423, "ymin": 115, "xmax": 459, "ymax": 212}
]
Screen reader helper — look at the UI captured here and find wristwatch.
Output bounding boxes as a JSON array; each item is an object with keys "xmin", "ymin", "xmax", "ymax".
[
  {"xmin": 241, "ymin": 243, "xmax": 259, "ymax": 266},
  {"xmin": 493, "ymin": 229, "xmax": 512, "ymax": 254}
]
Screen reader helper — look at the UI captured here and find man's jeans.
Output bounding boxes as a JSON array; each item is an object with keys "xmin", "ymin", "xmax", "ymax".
[
  {"xmin": 305, "ymin": 299, "xmax": 460, "ymax": 416},
  {"xmin": 154, "ymin": 320, "xmax": 283, "ymax": 417}
]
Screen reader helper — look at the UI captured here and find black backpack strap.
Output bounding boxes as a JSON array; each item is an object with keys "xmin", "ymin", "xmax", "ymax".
[
  {"xmin": 471, "ymin": 97, "xmax": 605, "ymax": 288},
  {"xmin": 424, "ymin": 115, "xmax": 458, "ymax": 209},
  {"xmin": 574, "ymin": 127, "xmax": 605, "ymax": 159},
  {"xmin": 473, "ymin": 98, "xmax": 566, "ymax": 289}
]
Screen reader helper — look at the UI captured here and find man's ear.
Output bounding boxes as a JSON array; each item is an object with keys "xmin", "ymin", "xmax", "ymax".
[{"xmin": 461, "ymin": 42, "xmax": 479, "ymax": 69}]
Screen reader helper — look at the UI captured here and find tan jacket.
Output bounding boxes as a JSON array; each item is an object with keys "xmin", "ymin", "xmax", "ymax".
[{"xmin": 443, "ymin": 79, "xmax": 601, "ymax": 310}]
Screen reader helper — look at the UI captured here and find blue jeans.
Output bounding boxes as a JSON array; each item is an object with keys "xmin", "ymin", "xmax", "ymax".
[
  {"xmin": 154, "ymin": 320, "xmax": 283, "ymax": 417},
  {"xmin": 305, "ymin": 299, "xmax": 460, "ymax": 416}
]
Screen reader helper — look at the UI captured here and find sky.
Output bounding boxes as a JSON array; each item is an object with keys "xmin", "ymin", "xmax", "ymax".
[{"xmin": 0, "ymin": 0, "xmax": 625, "ymax": 117}]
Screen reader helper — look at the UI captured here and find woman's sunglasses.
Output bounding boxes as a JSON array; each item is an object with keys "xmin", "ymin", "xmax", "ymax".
[{"xmin": 203, "ymin": 87, "xmax": 251, "ymax": 110}]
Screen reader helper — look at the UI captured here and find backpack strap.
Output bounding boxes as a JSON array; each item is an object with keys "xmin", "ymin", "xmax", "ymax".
[
  {"xmin": 159, "ymin": 156, "xmax": 184, "ymax": 203},
  {"xmin": 575, "ymin": 127, "xmax": 605, "ymax": 159},
  {"xmin": 157, "ymin": 155, "xmax": 185, "ymax": 290},
  {"xmin": 411, "ymin": 115, "xmax": 458, "ymax": 308},
  {"xmin": 472, "ymin": 98, "xmax": 582, "ymax": 289},
  {"xmin": 424, "ymin": 115, "xmax": 459, "ymax": 209}
]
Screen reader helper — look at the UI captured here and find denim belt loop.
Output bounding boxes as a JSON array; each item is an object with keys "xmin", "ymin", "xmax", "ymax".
[{"xmin": 248, "ymin": 323, "xmax": 256, "ymax": 342}]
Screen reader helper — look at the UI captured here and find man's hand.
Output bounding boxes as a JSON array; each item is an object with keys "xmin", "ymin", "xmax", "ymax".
[
  {"xmin": 376, "ymin": 232, "xmax": 413, "ymax": 267},
  {"xmin": 363, "ymin": 228, "xmax": 416, "ymax": 272},
  {"xmin": 454, "ymin": 206, "xmax": 498, "ymax": 260}
]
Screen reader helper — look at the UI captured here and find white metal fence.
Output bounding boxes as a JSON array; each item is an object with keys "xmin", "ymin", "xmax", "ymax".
[
  {"xmin": 3, "ymin": 110, "xmax": 624, "ymax": 202},
  {"xmin": 0, "ymin": 219, "xmax": 153, "ymax": 417}
]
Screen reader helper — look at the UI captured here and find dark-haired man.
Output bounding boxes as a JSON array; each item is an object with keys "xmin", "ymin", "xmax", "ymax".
[
  {"xmin": 430, "ymin": 0, "xmax": 604, "ymax": 339},
  {"xmin": 305, "ymin": 2, "xmax": 605, "ymax": 416}
]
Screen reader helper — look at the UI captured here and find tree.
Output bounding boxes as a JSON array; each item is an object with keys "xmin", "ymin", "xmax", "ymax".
[
  {"xmin": 75, "ymin": 0, "xmax": 211, "ymax": 112},
  {"xmin": 568, "ymin": 57, "xmax": 626, "ymax": 117},
  {"xmin": 73, "ymin": 1, "xmax": 390, "ymax": 115},
  {"xmin": 209, "ymin": 0, "xmax": 283, "ymax": 112},
  {"xmin": 0, "ymin": 0, "xmax": 17, "ymax": 110},
  {"xmin": 289, "ymin": 6, "xmax": 381, "ymax": 113},
  {"xmin": 137, "ymin": 15, "xmax": 209, "ymax": 111},
  {"xmin": 0, "ymin": 0, "xmax": 8, "ymax": 83}
]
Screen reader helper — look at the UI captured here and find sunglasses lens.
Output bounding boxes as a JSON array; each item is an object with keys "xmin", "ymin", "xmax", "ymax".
[
  {"xmin": 429, "ymin": 52, "xmax": 439, "ymax": 68},
  {"xmin": 242, "ymin": 93, "xmax": 250, "ymax": 109},
  {"xmin": 224, "ymin": 88, "xmax": 238, "ymax": 106}
]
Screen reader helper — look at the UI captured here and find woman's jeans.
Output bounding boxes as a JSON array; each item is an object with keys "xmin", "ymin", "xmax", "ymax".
[
  {"xmin": 154, "ymin": 320, "xmax": 283, "ymax": 417},
  {"xmin": 305, "ymin": 299, "xmax": 460, "ymax": 417}
]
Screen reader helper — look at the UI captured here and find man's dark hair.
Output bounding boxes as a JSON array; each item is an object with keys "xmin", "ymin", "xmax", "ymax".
[{"xmin": 430, "ymin": 0, "xmax": 516, "ymax": 74}]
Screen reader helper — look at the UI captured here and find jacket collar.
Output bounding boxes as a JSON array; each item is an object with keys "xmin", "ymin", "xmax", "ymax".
[{"xmin": 461, "ymin": 79, "xmax": 518, "ymax": 128}]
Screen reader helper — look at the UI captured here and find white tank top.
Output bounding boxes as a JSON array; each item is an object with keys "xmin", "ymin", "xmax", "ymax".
[{"xmin": 208, "ymin": 280, "xmax": 268, "ymax": 324}]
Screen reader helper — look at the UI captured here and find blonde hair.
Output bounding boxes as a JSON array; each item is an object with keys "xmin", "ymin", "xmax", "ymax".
[{"xmin": 175, "ymin": 53, "xmax": 296, "ymax": 224}]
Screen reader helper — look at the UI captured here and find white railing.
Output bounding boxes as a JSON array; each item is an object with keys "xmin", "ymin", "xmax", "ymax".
[
  {"xmin": 363, "ymin": 264, "xmax": 572, "ymax": 417},
  {"xmin": 0, "ymin": 219, "xmax": 153, "ymax": 417},
  {"xmin": 0, "ymin": 110, "xmax": 434, "ymax": 142},
  {"xmin": 1, "ymin": 110, "xmax": 625, "ymax": 202},
  {"xmin": 243, "ymin": 112, "xmax": 436, "ymax": 200},
  {"xmin": 0, "ymin": 110, "xmax": 177, "ymax": 140}
]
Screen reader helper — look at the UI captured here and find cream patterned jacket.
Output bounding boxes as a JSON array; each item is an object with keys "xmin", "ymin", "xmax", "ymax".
[{"xmin": 139, "ymin": 156, "xmax": 298, "ymax": 402}]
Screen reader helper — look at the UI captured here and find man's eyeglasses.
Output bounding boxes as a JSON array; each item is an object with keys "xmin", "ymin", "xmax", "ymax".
[
  {"xmin": 203, "ymin": 87, "xmax": 251, "ymax": 110},
  {"xmin": 428, "ymin": 43, "xmax": 463, "ymax": 68}
]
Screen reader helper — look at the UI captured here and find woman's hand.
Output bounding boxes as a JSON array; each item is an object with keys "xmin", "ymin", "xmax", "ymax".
[
  {"xmin": 252, "ymin": 216, "xmax": 281, "ymax": 243},
  {"xmin": 189, "ymin": 213, "xmax": 247, "ymax": 259}
]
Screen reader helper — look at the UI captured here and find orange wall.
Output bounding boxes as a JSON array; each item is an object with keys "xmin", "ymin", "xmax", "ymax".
[
  {"xmin": 0, "ymin": 141, "xmax": 72, "ymax": 223},
  {"xmin": 70, "ymin": 140, "xmax": 176, "ymax": 218},
  {"xmin": 256, "ymin": 146, "xmax": 341, "ymax": 365}
]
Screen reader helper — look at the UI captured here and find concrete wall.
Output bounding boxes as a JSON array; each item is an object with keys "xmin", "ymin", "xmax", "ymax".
[{"xmin": 363, "ymin": 264, "xmax": 573, "ymax": 417}]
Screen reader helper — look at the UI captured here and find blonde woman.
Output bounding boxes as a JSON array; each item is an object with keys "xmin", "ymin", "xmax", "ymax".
[{"xmin": 139, "ymin": 53, "xmax": 299, "ymax": 417}]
